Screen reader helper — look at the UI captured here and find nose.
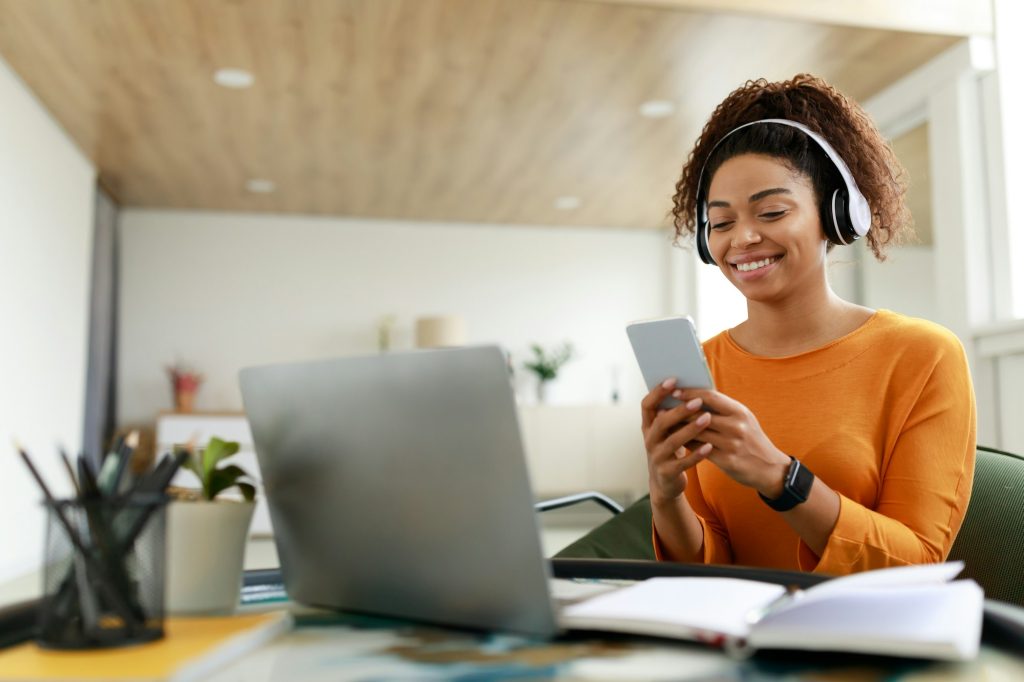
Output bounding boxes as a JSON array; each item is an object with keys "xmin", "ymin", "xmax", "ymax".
[{"xmin": 731, "ymin": 222, "xmax": 762, "ymax": 249}]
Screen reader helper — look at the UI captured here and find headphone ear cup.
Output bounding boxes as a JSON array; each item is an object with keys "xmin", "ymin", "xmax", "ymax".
[
  {"xmin": 821, "ymin": 188, "xmax": 858, "ymax": 245},
  {"xmin": 823, "ymin": 188, "xmax": 859, "ymax": 245},
  {"xmin": 695, "ymin": 209, "xmax": 715, "ymax": 265}
]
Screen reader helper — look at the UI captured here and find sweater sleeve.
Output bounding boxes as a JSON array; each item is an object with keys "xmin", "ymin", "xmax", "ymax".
[
  {"xmin": 652, "ymin": 461, "xmax": 733, "ymax": 563},
  {"xmin": 799, "ymin": 339, "xmax": 976, "ymax": 574}
]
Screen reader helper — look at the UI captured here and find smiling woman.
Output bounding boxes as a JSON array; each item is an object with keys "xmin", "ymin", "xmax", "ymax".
[{"xmin": 641, "ymin": 74, "xmax": 977, "ymax": 575}]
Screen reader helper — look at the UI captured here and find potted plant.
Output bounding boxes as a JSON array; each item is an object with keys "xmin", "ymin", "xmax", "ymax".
[
  {"xmin": 523, "ymin": 342, "xmax": 575, "ymax": 403},
  {"xmin": 166, "ymin": 363, "xmax": 203, "ymax": 413},
  {"xmin": 165, "ymin": 436, "xmax": 257, "ymax": 615}
]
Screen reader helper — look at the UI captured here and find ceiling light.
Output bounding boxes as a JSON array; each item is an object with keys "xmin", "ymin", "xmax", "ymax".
[
  {"xmin": 246, "ymin": 179, "xmax": 275, "ymax": 193},
  {"xmin": 554, "ymin": 195, "xmax": 582, "ymax": 210},
  {"xmin": 214, "ymin": 68, "xmax": 255, "ymax": 89},
  {"xmin": 639, "ymin": 100, "xmax": 676, "ymax": 118}
]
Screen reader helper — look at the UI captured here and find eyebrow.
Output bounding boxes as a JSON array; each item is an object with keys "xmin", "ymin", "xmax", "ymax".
[{"xmin": 707, "ymin": 187, "xmax": 793, "ymax": 209}]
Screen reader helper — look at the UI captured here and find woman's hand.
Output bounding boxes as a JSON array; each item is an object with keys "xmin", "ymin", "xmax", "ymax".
[
  {"xmin": 641, "ymin": 379, "xmax": 715, "ymax": 504},
  {"xmin": 677, "ymin": 389, "xmax": 791, "ymax": 497}
]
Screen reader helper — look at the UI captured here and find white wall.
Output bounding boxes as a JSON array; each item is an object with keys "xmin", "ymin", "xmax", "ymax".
[
  {"xmin": 992, "ymin": 0, "xmax": 1024, "ymax": 320},
  {"xmin": 0, "ymin": 57, "xmax": 96, "ymax": 582},
  {"xmin": 861, "ymin": 245, "xmax": 936, "ymax": 321},
  {"xmin": 118, "ymin": 210, "xmax": 671, "ymax": 424}
]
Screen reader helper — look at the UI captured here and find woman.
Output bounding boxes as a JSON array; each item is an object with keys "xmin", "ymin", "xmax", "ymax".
[{"xmin": 645, "ymin": 74, "xmax": 976, "ymax": 575}]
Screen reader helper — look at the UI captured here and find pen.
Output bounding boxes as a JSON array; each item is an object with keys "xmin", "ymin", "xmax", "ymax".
[
  {"xmin": 78, "ymin": 455, "xmax": 100, "ymax": 498},
  {"xmin": 118, "ymin": 448, "xmax": 190, "ymax": 548},
  {"xmin": 98, "ymin": 430, "xmax": 139, "ymax": 496}
]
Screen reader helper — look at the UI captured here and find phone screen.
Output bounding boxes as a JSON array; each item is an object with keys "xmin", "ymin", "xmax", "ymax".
[{"xmin": 626, "ymin": 315, "xmax": 714, "ymax": 409}]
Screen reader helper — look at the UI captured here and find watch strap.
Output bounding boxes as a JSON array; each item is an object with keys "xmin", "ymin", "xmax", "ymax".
[{"xmin": 759, "ymin": 457, "xmax": 814, "ymax": 512}]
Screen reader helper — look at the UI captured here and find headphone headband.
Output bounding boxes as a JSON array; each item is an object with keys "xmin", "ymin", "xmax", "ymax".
[{"xmin": 694, "ymin": 118, "xmax": 872, "ymax": 263}]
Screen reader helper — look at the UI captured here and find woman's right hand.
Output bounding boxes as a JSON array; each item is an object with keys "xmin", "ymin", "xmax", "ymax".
[{"xmin": 642, "ymin": 379, "xmax": 714, "ymax": 503}]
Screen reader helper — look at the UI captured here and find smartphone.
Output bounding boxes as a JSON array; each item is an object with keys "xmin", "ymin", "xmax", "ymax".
[{"xmin": 626, "ymin": 315, "xmax": 714, "ymax": 410}]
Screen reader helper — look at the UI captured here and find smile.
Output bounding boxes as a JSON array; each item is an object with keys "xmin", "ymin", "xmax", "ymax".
[{"xmin": 733, "ymin": 256, "xmax": 781, "ymax": 273}]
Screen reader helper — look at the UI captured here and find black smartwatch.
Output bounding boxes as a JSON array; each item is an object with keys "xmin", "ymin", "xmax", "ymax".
[{"xmin": 759, "ymin": 457, "xmax": 814, "ymax": 512}]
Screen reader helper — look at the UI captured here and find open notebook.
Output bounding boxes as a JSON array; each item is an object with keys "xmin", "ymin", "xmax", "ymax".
[{"xmin": 560, "ymin": 562, "xmax": 983, "ymax": 660}]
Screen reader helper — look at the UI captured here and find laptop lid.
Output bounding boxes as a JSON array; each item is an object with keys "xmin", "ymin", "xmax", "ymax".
[{"xmin": 238, "ymin": 345, "xmax": 558, "ymax": 636}]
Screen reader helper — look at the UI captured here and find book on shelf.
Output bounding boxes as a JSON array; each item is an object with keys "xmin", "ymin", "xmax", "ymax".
[
  {"xmin": 560, "ymin": 561, "xmax": 983, "ymax": 661},
  {"xmin": 0, "ymin": 610, "xmax": 292, "ymax": 681}
]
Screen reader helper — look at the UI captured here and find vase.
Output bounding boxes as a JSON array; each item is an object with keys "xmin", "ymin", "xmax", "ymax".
[
  {"xmin": 165, "ymin": 499, "xmax": 255, "ymax": 614},
  {"xmin": 536, "ymin": 380, "xmax": 551, "ymax": 404},
  {"xmin": 174, "ymin": 389, "xmax": 196, "ymax": 413}
]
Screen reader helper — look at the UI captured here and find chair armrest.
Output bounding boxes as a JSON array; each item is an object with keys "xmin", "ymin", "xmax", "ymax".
[{"xmin": 534, "ymin": 492, "xmax": 624, "ymax": 515}]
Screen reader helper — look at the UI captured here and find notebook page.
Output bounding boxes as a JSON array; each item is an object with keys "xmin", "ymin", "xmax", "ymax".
[
  {"xmin": 749, "ymin": 581, "xmax": 983, "ymax": 660},
  {"xmin": 561, "ymin": 577, "xmax": 785, "ymax": 638},
  {"xmin": 799, "ymin": 561, "xmax": 964, "ymax": 602}
]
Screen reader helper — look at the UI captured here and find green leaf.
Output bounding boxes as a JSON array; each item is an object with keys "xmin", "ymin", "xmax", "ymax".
[
  {"xmin": 202, "ymin": 437, "xmax": 240, "ymax": 480},
  {"xmin": 522, "ymin": 341, "xmax": 574, "ymax": 381},
  {"xmin": 171, "ymin": 437, "xmax": 254, "ymax": 500},
  {"xmin": 206, "ymin": 464, "xmax": 252, "ymax": 501},
  {"xmin": 236, "ymin": 482, "xmax": 256, "ymax": 502}
]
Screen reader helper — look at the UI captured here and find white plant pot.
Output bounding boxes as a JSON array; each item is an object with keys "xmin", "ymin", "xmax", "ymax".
[{"xmin": 166, "ymin": 499, "xmax": 255, "ymax": 615}]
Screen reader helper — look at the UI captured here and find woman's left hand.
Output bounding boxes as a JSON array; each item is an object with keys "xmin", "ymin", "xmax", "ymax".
[{"xmin": 677, "ymin": 388, "xmax": 792, "ymax": 497}]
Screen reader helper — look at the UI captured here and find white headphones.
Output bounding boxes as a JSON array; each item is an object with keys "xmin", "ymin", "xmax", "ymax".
[{"xmin": 693, "ymin": 118, "xmax": 871, "ymax": 265}]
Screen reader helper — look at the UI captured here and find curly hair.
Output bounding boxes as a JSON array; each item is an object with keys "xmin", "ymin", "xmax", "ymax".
[{"xmin": 671, "ymin": 74, "xmax": 912, "ymax": 261}]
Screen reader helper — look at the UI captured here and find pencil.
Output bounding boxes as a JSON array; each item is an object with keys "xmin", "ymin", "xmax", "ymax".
[
  {"xmin": 111, "ymin": 430, "xmax": 140, "ymax": 493},
  {"xmin": 57, "ymin": 446, "xmax": 80, "ymax": 497}
]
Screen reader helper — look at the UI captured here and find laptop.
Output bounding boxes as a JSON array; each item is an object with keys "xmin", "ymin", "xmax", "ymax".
[{"xmin": 239, "ymin": 345, "xmax": 560, "ymax": 636}]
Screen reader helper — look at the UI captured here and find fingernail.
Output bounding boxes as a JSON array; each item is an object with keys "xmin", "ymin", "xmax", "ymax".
[
  {"xmin": 675, "ymin": 448, "xmax": 686, "ymax": 459},
  {"xmin": 685, "ymin": 398, "xmax": 702, "ymax": 410},
  {"xmin": 698, "ymin": 443, "xmax": 712, "ymax": 455},
  {"xmin": 661, "ymin": 378, "xmax": 676, "ymax": 389},
  {"xmin": 673, "ymin": 390, "xmax": 684, "ymax": 399},
  {"xmin": 697, "ymin": 412, "xmax": 711, "ymax": 425}
]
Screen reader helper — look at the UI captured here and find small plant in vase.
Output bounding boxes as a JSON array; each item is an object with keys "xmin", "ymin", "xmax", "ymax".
[
  {"xmin": 166, "ymin": 364, "xmax": 203, "ymax": 413},
  {"xmin": 166, "ymin": 437, "xmax": 257, "ymax": 614},
  {"xmin": 177, "ymin": 437, "xmax": 256, "ymax": 502},
  {"xmin": 523, "ymin": 342, "xmax": 575, "ymax": 403}
]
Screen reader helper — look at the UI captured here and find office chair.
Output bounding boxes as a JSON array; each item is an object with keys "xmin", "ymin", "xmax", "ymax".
[
  {"xmin": 948, "ymin": 445, "xmax": 1024, "ymax": 607},
  {"xmin": 548, "ymin": 494, "xmax": 654, "ymax": 561},
  {"xmin": 549, "ymin": 445, "xmax": 1024, "ymax": 607}
]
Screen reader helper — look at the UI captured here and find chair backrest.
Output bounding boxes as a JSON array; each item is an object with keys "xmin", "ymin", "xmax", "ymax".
[
  {"xmin": 948, "ymin": 445, "xmax": 1024, "ymax": 606},
  {"xmin": 558, "ymin": 446, "xmax": 1024, "ymax": 607},
  {"xmin": 555, "ymin": 496, "xmax": 655, "ymax": 560}
]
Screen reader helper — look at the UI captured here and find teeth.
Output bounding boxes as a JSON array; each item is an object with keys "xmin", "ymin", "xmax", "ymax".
[{"xmin": 737, "ymin": 257, "xmax": 778, "ymax": 272}]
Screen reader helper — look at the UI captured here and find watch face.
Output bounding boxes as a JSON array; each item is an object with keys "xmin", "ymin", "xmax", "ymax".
[
  {"xmin": 786, "ymin": 459, "xmax": 814, "ymax": 502},
  {"xmin": 759, "ymin": 458, "xmax": 814, "ymax": 511}
]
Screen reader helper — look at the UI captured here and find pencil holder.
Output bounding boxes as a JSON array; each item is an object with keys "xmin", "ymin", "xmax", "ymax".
[{"xmin": 37, "ymin": 494, "xmax": 168, "ymax": 649}]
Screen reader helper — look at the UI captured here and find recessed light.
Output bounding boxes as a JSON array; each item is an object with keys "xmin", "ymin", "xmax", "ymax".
[
  {"xmin": 214, "ymin": 68, "xmax": 255, "ymax": 89},
  {"xmin": 246, "ymin": 179, "xmax": 275, "ymax": 193},
  {"xmin": 554, "ymin": 195, "xmax": 582, "ymax": 210},
  {"xmin": 639, "ymin": 99, "xmax": 676, "ymax": 118}
]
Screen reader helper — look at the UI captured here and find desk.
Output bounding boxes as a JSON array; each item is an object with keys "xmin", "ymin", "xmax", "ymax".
[
  {"xmin": 5, "ymin": 557, "xmax": 1024, "ymax": 681},
  {"xmin": 213, "ymin": 560, "xmax": 1024, "ymax": 680},
  {"xmin": 199, "ymin": 606, "xmax": 1024, "ymax": 681}
]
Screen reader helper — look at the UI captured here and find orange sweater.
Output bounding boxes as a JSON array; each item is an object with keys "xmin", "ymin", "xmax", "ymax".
[{"xmin": 655, "ymin": 309, "xmax": 976, "ymax": 575}]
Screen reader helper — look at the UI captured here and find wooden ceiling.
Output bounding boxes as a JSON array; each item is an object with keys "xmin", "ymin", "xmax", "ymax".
[{"xmin": 0, "ymin": 0, "xmax": 962, "ymax": 229}]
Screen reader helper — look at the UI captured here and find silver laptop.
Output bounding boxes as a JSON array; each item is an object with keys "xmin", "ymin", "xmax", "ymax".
[{"xmin": 239, "ymin": 345, "xmax": 559, "ymax": 636}]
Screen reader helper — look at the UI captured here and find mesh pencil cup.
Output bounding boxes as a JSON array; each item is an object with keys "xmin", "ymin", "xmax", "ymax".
[{"xmin": 37, "ymin": 494, "xmax": 168, "ymax": 649}]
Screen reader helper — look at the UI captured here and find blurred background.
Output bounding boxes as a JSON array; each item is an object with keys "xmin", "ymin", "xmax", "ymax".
[{"xmin": 1, "ymin": 0, "xmax": 1021, "ymax": 580}]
